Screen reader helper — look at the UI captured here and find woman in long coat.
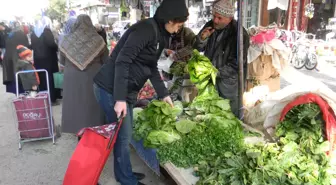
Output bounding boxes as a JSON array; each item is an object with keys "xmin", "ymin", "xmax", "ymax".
[
  {"xmin": 2, "ymin": 24, "xmax": 29, "ymax": 94},
  {"xmin": 31, "ymin": 17, "xmax": 60, "ymax": 104},
  {"xmin": 59, "ymin": 14, "xmax": 108, "ymax": 134}
]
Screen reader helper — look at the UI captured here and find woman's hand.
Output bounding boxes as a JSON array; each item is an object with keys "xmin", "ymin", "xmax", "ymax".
[
  {"xmin": 114, "ymin": 101, "xmax": 127, "ymax": 118},
  {"xmin": 163, "ymin": 96, "xmax": 174, "ymax": 107}
]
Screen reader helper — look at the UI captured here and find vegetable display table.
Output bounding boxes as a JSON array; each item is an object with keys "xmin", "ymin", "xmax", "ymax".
[{"xmin": 131, "ymin": 139, "xmax": 199, "ymax": 185}]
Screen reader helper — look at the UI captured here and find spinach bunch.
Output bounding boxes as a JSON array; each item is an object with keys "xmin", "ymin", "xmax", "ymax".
[
  {"xmin": 170, "ymin": 62, "xmax": 188, "ymax": 77},
  {"xmin": 195, "ymin": 103, "xmax": 334, "ymax": 185}
]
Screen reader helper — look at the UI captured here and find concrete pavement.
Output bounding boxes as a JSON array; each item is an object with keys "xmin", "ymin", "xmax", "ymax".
[
  {"xmin": 280, "ymin": 60, "xmax": 336, "ymax": 92},
  {"xmin": 0, "ymin": 69, "xmax": 170, "ymax": 185}
]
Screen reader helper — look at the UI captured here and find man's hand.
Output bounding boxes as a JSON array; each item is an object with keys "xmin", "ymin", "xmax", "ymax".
[
  {"xmin": 165, "ymin": 49, "xmax": 174, "ymax": 56},
  {"xmin": 163, "ymin": 96, "xmax": 174, "ymax": 107},
  {"xmin": 200, "ymin": 27, "xmax": 215, "ymax": 41},
  {"xmin": 114, "ymin": 101, "xmax": 127, "ymax": 118}
]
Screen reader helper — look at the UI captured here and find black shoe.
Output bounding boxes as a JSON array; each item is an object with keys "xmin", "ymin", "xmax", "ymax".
[
  {"xmin": 134, "ymin": 172, "xmax": 145, "ymax": 180},
  {"xmin": 137, "ymin": 182, "xmax": 145, "ymax": 185}
]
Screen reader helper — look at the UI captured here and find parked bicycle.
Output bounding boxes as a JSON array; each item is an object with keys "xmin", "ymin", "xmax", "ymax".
[{"xmin": 290, "ymin": 33, "xmax": 318, "ymax": 70}]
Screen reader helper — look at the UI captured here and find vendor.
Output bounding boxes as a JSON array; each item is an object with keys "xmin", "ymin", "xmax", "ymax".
[
  {"xmin": 165, "ymin": 26, "xmax": 195, "ymax": 62},
  {"xmin": 93, "ymin": 0, "xmax": 189, "ymax": 184},
  {"xmin": 165, "ymin": 26, "xmax": 198, "ymax": 102},
  {"xmin": 194, "ymin": 0, "xmax": 249, "ymax": 117}
]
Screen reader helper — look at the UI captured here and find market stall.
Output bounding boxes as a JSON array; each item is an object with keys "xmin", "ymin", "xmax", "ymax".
[
  {"xmin": 127, "ymin": 1, "xmax": 336, "ymax": 184},
  {"xmin": 131, "ymin": 46, "xmax": 336, "ymax": 185}
]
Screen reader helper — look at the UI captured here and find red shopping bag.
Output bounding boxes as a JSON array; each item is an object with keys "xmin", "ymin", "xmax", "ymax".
[
  {"xmin": 13, "ymin": 93, "xmax": 52, "ymax": 139},
  {"xmin": 280, "ymin": 93, "xmax": 336, "ymax": 154},
  {"xmin": 63, "ymin": 119, "xmax": 122, "ymax": 185}
]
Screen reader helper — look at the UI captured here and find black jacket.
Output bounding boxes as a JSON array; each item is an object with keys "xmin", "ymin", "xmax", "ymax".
[
  {"xmin": 97, "ymin": 28, "xmax": 107, "ymax": 45},
  {"xmin": 94, "ymin": 18, "xmax": 170, "ymax": 104}
]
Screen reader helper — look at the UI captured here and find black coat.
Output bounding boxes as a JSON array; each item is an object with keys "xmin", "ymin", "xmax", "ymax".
[
  {"xmin": 30, "ymin": 28, "xmax": 59, "ymax": 102},
  {"xmin": 94, "ymin": 18, "xmax": 170, "ymax": 104},
  {"xmin": 3, "ymin": 30, "xmax": 30, "ymax": 84},
  {"xmin": 97, "ymin": 28, "xmax": 107, "ymax": 45}
]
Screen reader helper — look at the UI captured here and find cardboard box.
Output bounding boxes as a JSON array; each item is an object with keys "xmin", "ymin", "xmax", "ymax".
[
  {"xmin": 246, "ymin": 76, "xmax": 280, "ymax": 93},
  {"xmin": 248, "ymin": 54, "xmax": 279, "ymax": 81}
]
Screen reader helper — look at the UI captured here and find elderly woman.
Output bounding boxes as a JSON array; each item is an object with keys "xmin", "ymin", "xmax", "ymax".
[
  {"xmin": 59, "ymin": 14, "xmax": 108, "ymax": 135},
  {"xmin": 31, "ymin": 16, "xmax": 60, "ymax": 104}
]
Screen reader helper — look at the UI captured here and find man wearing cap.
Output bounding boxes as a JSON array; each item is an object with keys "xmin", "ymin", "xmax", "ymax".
[{"xmin": 194, "ymin": 0, "xmax": 249, "ymax": 117}]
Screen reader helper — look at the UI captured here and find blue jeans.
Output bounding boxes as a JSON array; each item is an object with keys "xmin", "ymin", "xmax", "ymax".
[{"xmin": 93, "ymin": 83, "xmax": 138, "ymax": 185}]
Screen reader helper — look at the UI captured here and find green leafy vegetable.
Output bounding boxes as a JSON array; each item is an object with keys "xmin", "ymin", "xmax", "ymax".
[
  {"xmin": 133, "ymin": 107, "xmax": 143, "ymax": 122},
  {"xmin": 133, "ymin": 100, "xmax": 176, "ymax": 142},
  {"xmin": 175, "ymin": 119, "xmax": 196, "ymax": 134},
  {"xmin": 144, "ymin": 130, "xmax": 181, "ymax": 148},
  {"xmin": 172, "ymin": 101, "xmax": 184, "ymax": 117},
  {"xmin": 194, "ymin": 103, "xmax": 335, "ymax": 185},
  {"xmin": 188, "ymin": 50, "xmax": 218, "ymax": 91}
]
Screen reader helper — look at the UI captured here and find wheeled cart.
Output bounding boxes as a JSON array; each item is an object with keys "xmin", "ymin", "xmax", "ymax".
[{"xmin": 12, "ymin": 69, "xmax": 55, "ymax": 149}]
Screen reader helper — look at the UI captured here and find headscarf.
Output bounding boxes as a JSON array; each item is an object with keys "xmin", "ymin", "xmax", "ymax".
[
  {"xmin": 59, "ymin": 14, "xmax": 105, "ymax": 71},
  {"xmin": 58, "ymin": 17, "xmax": 76, "ymax": 45},
  {"xmin": 34, "ymin": 16, "xmax": 52, "ymax": 37},
  {"xmin": 63, "ymin": 17, "xmax": 76, "ymax": 34},
  {"xmin": 8, "ymin": 22, "xmax": 22, "ymax": 38}
]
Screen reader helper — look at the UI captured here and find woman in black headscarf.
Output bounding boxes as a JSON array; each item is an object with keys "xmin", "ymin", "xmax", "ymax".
[
  {"xmin": 93, "ymin": 0, "xmax": 189, "ymax": 184},
  {"xmin": 30, "ymin": 16, "xmax": 60, "ymax": 104}
]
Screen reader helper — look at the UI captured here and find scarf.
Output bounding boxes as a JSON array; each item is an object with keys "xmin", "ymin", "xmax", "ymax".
[
  {"xmin": 58, "ymin": 17, "xmax": 76, "ymax": 46},
  {"xmin": 63, "ymin": 17, "xmax": 77, "ymax": 34},
  {"xmin": 59, "ymin": 14, "xmax": 105, "ymax": 71},
  {"xmin": 34, "ymin": 16, "xmax": 52, "ymax": 38}
]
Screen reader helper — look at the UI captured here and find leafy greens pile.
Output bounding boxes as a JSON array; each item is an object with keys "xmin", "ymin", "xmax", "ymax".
[
  {"xmin": 194, "ymin": 103, "xmax": 335, "ymax": 185},
  {"xmin": 133, "ymin": 100, "xmax": 184, "ymax": 148},
  {"xmin": 156, "ymin": 50, "xmax": 244, "ymax": 168},
  {"xmin": 133, "ymin": 50, "xmax": 335, "ymax": 185},
  {"xmin": 188, "ymin": 50, "xmax": 218, "ymax": 91}
]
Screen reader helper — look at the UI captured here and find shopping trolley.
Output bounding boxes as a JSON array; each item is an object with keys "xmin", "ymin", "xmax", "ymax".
[{"xmin": 12, "ymin": 69, "xmax": 55, "ymax": 149}]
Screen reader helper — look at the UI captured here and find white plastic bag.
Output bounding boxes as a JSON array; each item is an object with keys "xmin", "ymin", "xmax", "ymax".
[
  {"xmin": 157, "ymin": 56, "xmax": 174, "ymax": 73},
  {"xmin": 245, "ymin": 83, "xmax": 336, "ymax": 136}
]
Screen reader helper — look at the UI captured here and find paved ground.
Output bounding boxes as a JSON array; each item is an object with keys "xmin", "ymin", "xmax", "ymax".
[
  {"xmin": 0, "ymin": 69, "xmax": 172, "ymax": 185},
  {"xmin": 280, "ymin": 60, "xmax": 336, "ymax": 92}
]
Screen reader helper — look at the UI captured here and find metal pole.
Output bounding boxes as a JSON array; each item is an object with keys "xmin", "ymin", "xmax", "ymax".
[{"xmin": 237, "ymin": 0, "xmax": 244, "ymax": 119}]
